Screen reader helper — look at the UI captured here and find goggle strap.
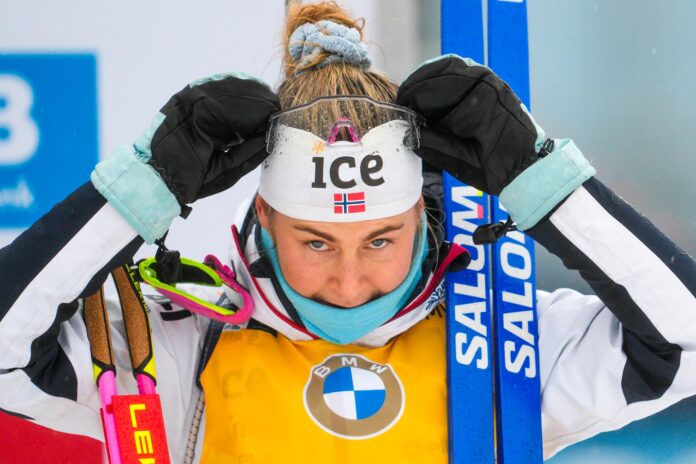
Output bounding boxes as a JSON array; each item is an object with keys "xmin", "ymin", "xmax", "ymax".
[
  {"xmin": 204, "ymin": 254, "xmax": 255, "ymax": 322},
  {"xmin": 138, "ymin": 255, "xmax": 255, "ymax": 325}
]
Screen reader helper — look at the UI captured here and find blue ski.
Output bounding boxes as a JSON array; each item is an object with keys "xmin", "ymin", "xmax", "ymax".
[
  {"xmin": 488, "ymin": 1, "xmax": 543, "ymax": 462},
  {"xmin": 443, "ymin": 181, "xmax": 495, "ymax": 462},
  {"xmin": 490, "ymin": 201, "xmax": 542, "ymax": 463},
  {"xmin": 442, "ymin": 1, "xmax": 542, "ymax": 463},
  {"xmin": 441, "ymin": 1, "xmax": 496, "ymax": 462}
]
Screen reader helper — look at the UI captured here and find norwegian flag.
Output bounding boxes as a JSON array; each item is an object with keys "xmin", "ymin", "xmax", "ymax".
[{"xmin": 333, "ymin": 192, "xmax": 366, "ymax": 214}]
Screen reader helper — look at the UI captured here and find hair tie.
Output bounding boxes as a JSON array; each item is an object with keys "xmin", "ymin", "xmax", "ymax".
[{"xmin": 289, "ymin": 20, "xmax": 371, "ymax": 76}]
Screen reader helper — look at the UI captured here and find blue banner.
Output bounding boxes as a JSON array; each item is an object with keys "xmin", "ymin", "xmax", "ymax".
[{"xmin": 0, "ymin": 53, "xmax": 98, "ymax": 228}]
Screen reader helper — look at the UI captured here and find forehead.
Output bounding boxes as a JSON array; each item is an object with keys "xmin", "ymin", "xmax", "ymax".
[{"xmin": 273, "ymin": 207, "xmax": 418, "ymax": 239}]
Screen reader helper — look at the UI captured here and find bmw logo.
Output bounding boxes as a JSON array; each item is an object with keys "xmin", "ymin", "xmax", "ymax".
[{"xmin": 303, "ymin": 354, "xmax": 405, "ymax": 439}]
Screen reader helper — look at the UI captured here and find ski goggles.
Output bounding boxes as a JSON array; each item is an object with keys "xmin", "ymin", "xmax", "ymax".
[
  {"xmin": 137, "ymin": 254, "xmax": 254, "ymax": 325},
  {"xmin": 266, "ymin": 95, "xmax": 423, "ymax": 153}
]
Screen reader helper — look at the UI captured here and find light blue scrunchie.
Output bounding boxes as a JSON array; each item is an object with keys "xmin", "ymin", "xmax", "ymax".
[
  {"xmin": 260, "ymin": 214, "xmax": 428, "ymax": 345},
  {"xmin": 289, "ymin": 20, "xmax": 372, "ymax": 76}
]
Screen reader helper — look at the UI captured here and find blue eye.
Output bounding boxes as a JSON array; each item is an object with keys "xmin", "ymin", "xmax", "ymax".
[
  {"xmin": 369, "ymin": 238, "xmax": 389, "ymax": 249},
  {"xmin": 308, "ymin": 240, "xmax": 328, "ymax": 251}
]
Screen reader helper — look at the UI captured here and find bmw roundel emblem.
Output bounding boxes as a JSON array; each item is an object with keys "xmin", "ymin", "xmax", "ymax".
[{"xmin": 303, "ymin": 354, "xmax": 405, "ymax": 439}]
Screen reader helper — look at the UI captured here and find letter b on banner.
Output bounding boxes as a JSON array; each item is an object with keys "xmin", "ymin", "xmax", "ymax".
[
  {"xmin": 0, "ymin": 54, "xmax": 98, "ymax": 228},
  {"xmin": 0, "ymin": 75, "xmax": 39, "ymax": 165}
]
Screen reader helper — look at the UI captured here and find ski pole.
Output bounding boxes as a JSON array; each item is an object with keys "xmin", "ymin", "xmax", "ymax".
[
  {"xmin": 112, "ymin": 264, "xmax": 158, "ymax": 395},
  {"xmin": 110, "ymin": 264, "xmax": 171, "ymax": 463},
  {"xmin": 83, "ymin": 286, "xmax": 122, "ymax": 464},
  {"xmin": 84, "ymin": 265, "xmax": 171, "ymax": 464}
]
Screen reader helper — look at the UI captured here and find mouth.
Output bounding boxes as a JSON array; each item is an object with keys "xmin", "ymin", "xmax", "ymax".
[{"xmin": 313, "ymin": 293, "xmax": 383, "ymax": 309}]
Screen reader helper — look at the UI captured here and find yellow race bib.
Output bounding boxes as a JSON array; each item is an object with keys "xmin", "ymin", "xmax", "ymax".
[{"xmin": 200, "ymin": 309, "xmax": 448, "ymax": 463}]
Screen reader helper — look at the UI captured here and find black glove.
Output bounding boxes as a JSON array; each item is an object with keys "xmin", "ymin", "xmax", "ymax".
[
  {"xmin": 145, "ymin": 74, "xmax": 280, "ymax": 205},
  {"xmin": 397, "ymin": 55, "xmax": 547, "ymax": 196},
  {"xmin": 91, "ymin": 73, "xmax": 280, "ymax": 244}
]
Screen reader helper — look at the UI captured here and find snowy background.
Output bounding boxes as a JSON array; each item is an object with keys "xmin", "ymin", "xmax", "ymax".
[{"xmin": 1, "ymin": 0, "xmax": 695, "ymax": 462}]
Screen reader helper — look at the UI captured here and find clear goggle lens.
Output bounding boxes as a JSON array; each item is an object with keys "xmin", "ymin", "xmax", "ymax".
[{"xmin": 266, "ymin": 96, "xmax": 422, "ymax": 153}]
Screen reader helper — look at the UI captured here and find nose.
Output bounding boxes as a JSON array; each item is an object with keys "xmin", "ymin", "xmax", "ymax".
[{"xmin": 328, "ymin": 253, "xmax": 372, "ymax": 308}]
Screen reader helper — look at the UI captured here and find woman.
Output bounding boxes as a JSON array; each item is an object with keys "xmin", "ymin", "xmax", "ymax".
[{"xmin": 1, "ymin": 2, "xmax": 694, "ymax": 462}]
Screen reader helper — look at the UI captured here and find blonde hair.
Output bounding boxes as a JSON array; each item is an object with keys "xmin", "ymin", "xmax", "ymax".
[{"xmin": 278, "ymin": 1, "xmax": 397, "ymax": 109}]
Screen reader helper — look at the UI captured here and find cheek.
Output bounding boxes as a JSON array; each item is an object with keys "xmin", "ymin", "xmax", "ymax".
[
  {"xmin": 274, "ymin": 240, "xmax": 327, "ymax": 296},
  {"xmin": 372, "ymin": 242, "xmax": 414, "ymax": 292}
]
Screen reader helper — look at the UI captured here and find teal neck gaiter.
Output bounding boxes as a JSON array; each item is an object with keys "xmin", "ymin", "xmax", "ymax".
[{"xmin": 259, "ymin": 215, "xmax": 428, "ymax": 345}]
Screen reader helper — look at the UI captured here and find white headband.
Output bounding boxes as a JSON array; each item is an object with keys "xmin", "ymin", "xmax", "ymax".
[{"xmin": 258, "ymin": 120, "xmax": 423, "ymax": 222}]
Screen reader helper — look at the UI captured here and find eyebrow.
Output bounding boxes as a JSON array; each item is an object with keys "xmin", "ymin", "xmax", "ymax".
[{"xmin": 292, "ymin": 223, "xmax": 405, "ymax": 242}]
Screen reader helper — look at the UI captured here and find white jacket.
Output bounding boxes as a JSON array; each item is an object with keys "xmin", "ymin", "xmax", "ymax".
[{"xmin": 0, "ymin": 176, "xmax": 694, "ymax": 461}]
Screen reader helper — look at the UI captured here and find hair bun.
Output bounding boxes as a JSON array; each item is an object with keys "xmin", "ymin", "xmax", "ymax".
[
  {"xmin": 278, "ymin": 2, "xmax": 396, "ymax": 110},
  {"xmin": 289, "ymin": 20, "xmax": 371, "ymax": 76}
]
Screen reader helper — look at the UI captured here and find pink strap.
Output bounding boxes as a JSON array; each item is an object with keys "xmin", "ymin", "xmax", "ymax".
[
  {"xmin": 327, "ymin": 118, "xmax": 360, "ymax": 144},
  {"xmin": 153, "ymin": 255, "xmax": 255, "ymax": 325},
  {"xmin": 205, "ymin": 254, "xmax": 255, "ymax": 324}
]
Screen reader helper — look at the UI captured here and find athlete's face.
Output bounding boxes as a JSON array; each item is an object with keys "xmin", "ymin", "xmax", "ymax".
[{"xmin": 256, "ymin": 196, "xmax": 424, "ymax": 309}]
